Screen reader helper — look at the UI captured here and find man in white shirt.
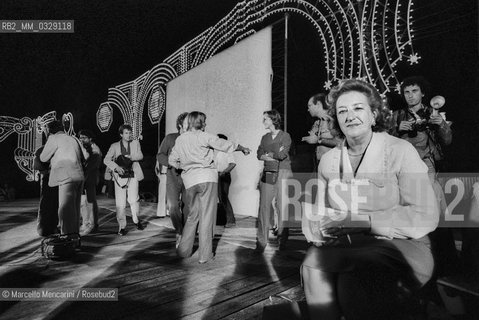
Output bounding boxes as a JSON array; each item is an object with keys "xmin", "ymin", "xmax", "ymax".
[{"xmin": 40, "ymin": 120, "xmax": 86, "ymax": 235}]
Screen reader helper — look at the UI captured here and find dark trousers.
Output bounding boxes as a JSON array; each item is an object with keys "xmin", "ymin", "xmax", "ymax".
[
  {"xmin": 177, "ymin": 182, "xmax": 217, "ymax": 262},
  {"xmin": 85, "ymin": 181, "xmax": 99, "ymax": 226},
  {"xmin": 166, "ymin": 169, "xmax": 186, "ymax": 235},
  {"xmin": 37, "ymin": 174, "xmax": 59, "ymax": 237},
  {"xmin": 218, "ymin": 173, "xmax": 235, "ymax": 224},
  {"xmin": 58, "ymin": 181, "xmax": 83, "ymax": 234}
]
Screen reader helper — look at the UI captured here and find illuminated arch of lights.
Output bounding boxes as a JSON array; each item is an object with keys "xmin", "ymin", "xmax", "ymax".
[
  {"xmin": 98, "ymin": 63, "xmax": 177, "ymax": 139},
  {"xmin": 98, "ymin": 0, "xmax": 418, "ymax": 138},
  {"xmin": 0, "ymin": 111, "xmax": 75, "ymax": 181}
]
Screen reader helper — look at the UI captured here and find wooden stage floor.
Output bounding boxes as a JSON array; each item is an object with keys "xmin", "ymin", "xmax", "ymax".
[{"xmin": 0, "ymin": 197, "xmax": 308, "ymax": 320}]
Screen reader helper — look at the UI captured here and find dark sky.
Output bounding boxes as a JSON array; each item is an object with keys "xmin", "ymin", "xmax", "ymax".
[
  {"xmin": 0, "ymin": 0, "xmax": 477, "ymax": 195},
  {"xmin": 0, "ymin": 0, "xmax": 239, "ymax": 126}
]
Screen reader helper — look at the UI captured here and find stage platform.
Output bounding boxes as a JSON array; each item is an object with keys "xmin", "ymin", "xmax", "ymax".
[{"xmin": 0, "ymin": 197, "xmax": 308, "ymax": 320}]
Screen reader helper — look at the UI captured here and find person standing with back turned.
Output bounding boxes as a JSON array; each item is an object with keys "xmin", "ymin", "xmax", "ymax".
[{"xmin": 169, "ymin": 111, "xmax": 251, "ymax": 264}]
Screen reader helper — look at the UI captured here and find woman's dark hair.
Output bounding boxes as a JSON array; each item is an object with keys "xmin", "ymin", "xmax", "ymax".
[
  {"xmin": 310, "ymin": 93, "xmax": 331, "ymax": 111},
  {"xmin": 327, "ymin": 79, "xmax": 390, "ymax": 137},
  {"xmin": 118, "ymin": 124, "xmax": 133, "ymax": 135},
  {"xmin": 176, "ymin": 112, "xmax": 189, "ymax": 131},
  {"xmin": 48, "ymin": 120, "xmax": 64, "ymax": 134},
  {"xmin": 187, "ymin": 111, "xmax": 206, "ymax": 131},
  {"xmin": 263, "ymin": 110, "xmax": 282, "ymax": 129}
]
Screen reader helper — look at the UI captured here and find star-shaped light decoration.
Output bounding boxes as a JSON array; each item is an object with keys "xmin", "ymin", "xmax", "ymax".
[
  {"xmin": 324, "ymin": 80, "xmax": 333, "ymax": 90},
  {"xmin": 408, "ymin": 53, "xmax": 421, "ymax": 64}
]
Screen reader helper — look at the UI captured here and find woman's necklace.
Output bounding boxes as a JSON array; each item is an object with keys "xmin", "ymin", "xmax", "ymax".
[
  {"xmin": 347, "ymin": 133, "xmax": 373, "ymax": 176},
  {"xmin": 347, "ymin": 152, "xmax": 364, "ymax": 157}
]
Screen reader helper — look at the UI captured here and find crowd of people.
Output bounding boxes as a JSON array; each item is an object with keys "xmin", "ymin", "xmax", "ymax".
[{"xmin": 33, "ymin": 76, "xmax": 470, "ymax": 318}]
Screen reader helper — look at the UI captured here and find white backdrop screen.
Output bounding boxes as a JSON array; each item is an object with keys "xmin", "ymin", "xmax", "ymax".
[{"xmin": 165, "ymin": 26, "xmax": 273, "ymax": 217}]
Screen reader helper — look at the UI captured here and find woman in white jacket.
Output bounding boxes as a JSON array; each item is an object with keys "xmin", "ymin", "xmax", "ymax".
[{"xmin": 301, "ymin": 80, "xmax": 439, "ymax": 319}]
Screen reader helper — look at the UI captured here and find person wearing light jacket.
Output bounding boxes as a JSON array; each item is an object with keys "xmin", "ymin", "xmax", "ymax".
[
  {"xmin": 104, "ymin": 124, "xmax": 144, "ymax": 236},
  {"xmin": 169, "ymin": 111, "xmax": 251, "ymax": 264},
  {"xmin": 301, "ymin": 80, "xmax": 439, "ymax": 319}
]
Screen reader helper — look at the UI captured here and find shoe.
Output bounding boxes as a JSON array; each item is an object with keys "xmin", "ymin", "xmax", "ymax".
[
  {"xmin": 272, "ymin": 227, "xmax": 278, "ymax": 236},
  {"xmin": 118, "ymin": 229, "xmax": 127, "ymax": 236},
  {"xmin": 198, "ymin": 256, "xmax": 215, "ymax": 264},
  {"xmin": 175, "ymin": 234, "xmax": 182, "ymax": 249},
  {"xmin": 136, "ymin": 222, "xmax": 144, "ymax": 230},
  {"xmin": 80, "ymin": 224, "xmax": 93, "ymax": 236},
  {"xmin": 224, "ymin": 222, "xmax": 236, "ymax": 228}
]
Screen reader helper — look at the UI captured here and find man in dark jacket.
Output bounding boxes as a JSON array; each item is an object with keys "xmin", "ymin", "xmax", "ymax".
[
  {"xmin": 35, "ymin": 145, "xmax": 59, "ymax": 237},
  {"xmin": 157, "ymin": 112, "xmax": 188, "ymax": 247},
  {"xmin": 79, "ymin": 129, "xmax": 102, "ymax": 235},
  {"xmin": 389, "ymin": 76, "xmax": 452, "ymax": 176},
  {"xmin": 390, "ymin": 76, "xmax": 456, "ymax": 277}
]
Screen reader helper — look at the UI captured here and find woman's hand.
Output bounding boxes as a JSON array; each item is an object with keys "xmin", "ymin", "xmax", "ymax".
[
  {"xmin": 318, "ymin": 213, "xmax": 371, "ymax": 238},
  {"xmin": 115, "ymin": 167, "xmax": 125, "ymax": 175},
  {"xmin": 237, "ymin": 145, "xmax": 251, "ymax": 155},
  {"xmin": 322, "ymin": 226, "xmax": 371, "ymax": 238}
]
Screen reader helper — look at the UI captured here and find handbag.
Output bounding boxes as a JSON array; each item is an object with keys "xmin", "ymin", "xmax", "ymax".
[
  {"xmin": 261, "ymin": 160, "xmax": 280, "ymax": 184},
  {"xmin": 264, "ymin": 160, "xmax": 280, "ymax": 173},
  {"xmin": 115, "ymin": 155, "xmax": 134, "ymax": 178},
  {"xmin": 41, "ymin": 233, "xmax": 81, "ymax": 260}
]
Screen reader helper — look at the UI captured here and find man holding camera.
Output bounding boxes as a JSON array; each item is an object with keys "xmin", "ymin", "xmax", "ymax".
[
  {"xmin": 390, "ymin": 76, "xmax": 452, "ymax": 176},
  {"xmin": 391, "ymin": 76, "xmax": 457, "ymax": 276},
  {"xmin": 104, "ymin": 124, "xmax": 144, "ymax": 235}
]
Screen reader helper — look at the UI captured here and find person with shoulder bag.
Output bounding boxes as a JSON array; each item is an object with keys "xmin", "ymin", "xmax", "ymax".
[
  {"xmin": 104, "ymin": 124, "xmax": 144, "ymax": 236},
  {"xmin": 256, "ymin": 110, "xmax": 293, "ymax": 252}
]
